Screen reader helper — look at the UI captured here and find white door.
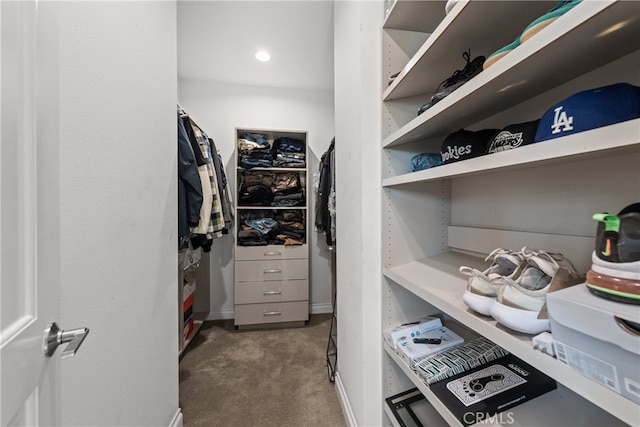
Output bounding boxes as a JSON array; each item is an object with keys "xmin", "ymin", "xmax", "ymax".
[{"xmin": 1, "ymin": 1, "xmax": 66, "ymax": 425}]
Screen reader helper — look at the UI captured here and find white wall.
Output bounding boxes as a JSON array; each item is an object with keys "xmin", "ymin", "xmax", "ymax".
[
  {"xmin": 58, "ymin": 2, "xmax": 180, "ymax": 426},
  {"xmin": 178, "ymin": 79, "xmax": 335, "ymax": 319},
  {"xmin": 334, "ymin": 1, "xmax": 383, "ymax": 426}
]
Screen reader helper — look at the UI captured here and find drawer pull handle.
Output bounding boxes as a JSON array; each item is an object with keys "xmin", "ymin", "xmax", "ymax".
[
  {"xmin": 264, "ymin": 251, "xmax": 282, "ymax": 256},
  {"xmin": 263, "ymin": 311, "xmax": 282, "ymax": 316},
  {"xmin": 263, "ymin": 290, "xmax": 282, "ymax": 295},
  {"xmin": 264, "ymin": 269, "xmax": 282, "ymax": 274}
]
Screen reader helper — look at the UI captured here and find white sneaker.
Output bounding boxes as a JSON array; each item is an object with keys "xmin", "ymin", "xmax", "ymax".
[
  {"xmin": 461, "ymin": 248, "xmax": 525, "ymax": 316},
  {"xmin": 490, "ymin": 250, "xmax": 583, "ymax": 334}
]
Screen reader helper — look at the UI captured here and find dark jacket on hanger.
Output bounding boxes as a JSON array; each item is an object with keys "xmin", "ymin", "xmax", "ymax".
[
  {"xmin": 178, "ymin": 113, "xmax": 203, "ymax": 244},
  {"xmin": 316, "ymin": 138, "xmax": 335, "ymax": 247}
]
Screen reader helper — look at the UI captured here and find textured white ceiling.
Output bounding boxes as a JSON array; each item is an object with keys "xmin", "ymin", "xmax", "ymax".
[{"xmin": 177, "ymin": 0, "xmax": 335, "ymax": 91}]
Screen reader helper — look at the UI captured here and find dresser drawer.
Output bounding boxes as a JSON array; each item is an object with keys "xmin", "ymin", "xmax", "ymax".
[
  {"xmin": 235, "ymin": 244, "xmax": 308, "ymax": 261},
  {"xmin": 235, "ymin": 259, "xmax": 308, "ymax": 282},
  {"xmin": 235, "ymin": 280, "xmax": 308, "ymax": 304},
  {"xmin": 234, "ymin": 301, "xmax": 309, "ymax": 326}
]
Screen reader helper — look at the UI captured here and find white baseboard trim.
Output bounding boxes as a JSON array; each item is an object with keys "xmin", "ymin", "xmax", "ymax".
[
  {"xmin": 335, "ymin": 372, "xmax": 357, "ymax": 427},
  {"xmin": 311, "ymin": 302, "xmax": 333, "ymax": 314},
  {"xmin": 169, "ymin": 409, "xmax": 183, "ymax": 427},
  {"xmin": 204, "ymin": 308, "xmax": 235, "ymax": 321}
]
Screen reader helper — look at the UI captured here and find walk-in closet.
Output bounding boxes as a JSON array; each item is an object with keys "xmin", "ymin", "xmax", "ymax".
[
  {"xmin": 2, "ymin": 1, "xmax": 638, "ymax": 427},
  {"xmin": 175, "ymin": 1, "xmax": 339, "ymax": 425}
]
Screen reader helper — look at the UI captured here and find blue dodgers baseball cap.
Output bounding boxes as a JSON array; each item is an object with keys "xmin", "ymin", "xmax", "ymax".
[{"xmin": 535, "ymin": 82, "xmax": 640, "ymax": 142}]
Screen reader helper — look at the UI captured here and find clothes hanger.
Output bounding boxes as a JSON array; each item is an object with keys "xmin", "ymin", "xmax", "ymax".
[{"xmin": 177, "ymin": 103, "xmax": 189, "ymax": 118}]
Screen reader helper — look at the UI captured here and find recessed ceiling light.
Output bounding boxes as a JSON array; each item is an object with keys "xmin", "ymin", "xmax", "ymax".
[{"xmin": 255, "ymin": 50, "xmax": 271, "ymax": 62}]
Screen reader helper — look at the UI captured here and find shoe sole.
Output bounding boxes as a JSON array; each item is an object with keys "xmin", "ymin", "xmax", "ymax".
[
  {"xmin": 586, "ymin": 269, "xmax": 640, "ymax": 304},
  {"xmin": 483, "ymin": 51, "xmax": 511, "ymax": 70},
  {"xmin": 462, "ymin": 290, "xmax": 495, "ymax": 316},
  {"xmin": 591, "ymin": 251, "xmax": 640, "ymax": 280},
  {"xmin": 483, "ymin": 20, "xmax": 547, "ymax": 69},
  {"xmin": 483, "ymin": 36, "xmax": 520, "ymax": 70},
  {"xmin": 490, "ymin": 302, "xmax": 550, "ymax": 335}
]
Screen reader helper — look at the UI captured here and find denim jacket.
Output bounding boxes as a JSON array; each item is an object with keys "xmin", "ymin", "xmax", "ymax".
[{"xmin": 178, "ymin": 113, "xmax": 203, "ymax": 242}]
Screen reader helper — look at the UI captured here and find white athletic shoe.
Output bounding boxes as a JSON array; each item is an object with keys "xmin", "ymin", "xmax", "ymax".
[
  {"xmin": 461, "ymin": 248, "xmax": 525, "ymax": 316},
  {"xmin": 490, "ymin": 249, "xmax": 583, "ymax": 334}
]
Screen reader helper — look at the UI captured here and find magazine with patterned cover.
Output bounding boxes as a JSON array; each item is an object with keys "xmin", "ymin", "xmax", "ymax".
[
  {"xmin": 429, "ymin": 353, "xmax": 557, "ymax": 426},
  {"xmin": 413, "ymin": 337, "xmax": 510, "ymax": 385}
]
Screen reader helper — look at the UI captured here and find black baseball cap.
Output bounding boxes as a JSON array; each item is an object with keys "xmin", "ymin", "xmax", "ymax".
[
  {"xmin": 441, "ymin": 129, "xmax": 498, "ymax": 164},
  {"xmin": 486, "ymin": 120, "xmax": 540, "ymax": 154}
]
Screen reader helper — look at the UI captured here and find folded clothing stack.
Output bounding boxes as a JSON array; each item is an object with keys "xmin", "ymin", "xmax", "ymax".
[
  {"xmin": 237, "ymin": 210, "xmax": 306, "ymax": 246},
  {"xmin": 271, "ymin": 172, "xmax": 305, "ymax": 207},
  {"xmin": 238, "ymin": 171, "xmax": 275, "ymax": 206},
  {"xmin": 238, "ymin": 132, "xmax": 272, "ymax": 169},
  {"xmin": 238, "ymin": 171, "xmax": 305, "ymax": 207},
  {"xmin": 272, "ymin": 137, "xmax": 306, "ymax": 168}
]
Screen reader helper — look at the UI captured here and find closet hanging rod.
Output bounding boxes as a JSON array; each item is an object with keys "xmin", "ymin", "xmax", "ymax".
[{"xmin": 177, "ymin": 104, "xmax": 206, "ymax": 134}]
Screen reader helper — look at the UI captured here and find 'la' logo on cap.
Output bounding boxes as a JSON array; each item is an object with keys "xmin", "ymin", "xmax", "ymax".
[{"xmin": 551, "ymin": 106, "xmax": 574, "ymax": 134}]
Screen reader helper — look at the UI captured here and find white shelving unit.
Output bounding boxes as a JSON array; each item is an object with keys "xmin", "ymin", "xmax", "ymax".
[
  {"xmin": 383, "ymin": 1, "xmax": 640, "ymax": 146},
  {"xmin": 233, "ymin": 128, "xmax": 310, "ymax": 328},
  {"xmin": 381, "ymin": 1, "xmax": 640, "ymax": 426},
  {"xmin": 178, "ymin": 249, "xmax": 204, "ymax": 357},
  {"xmin": 383, "ymin": 119, "xmax": 640, "ymax": 187}
]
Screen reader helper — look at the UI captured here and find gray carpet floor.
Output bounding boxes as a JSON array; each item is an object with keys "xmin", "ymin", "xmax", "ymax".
[{"xmin": 179, "ymin": 314, "xmax": 345, "ymax": 427}]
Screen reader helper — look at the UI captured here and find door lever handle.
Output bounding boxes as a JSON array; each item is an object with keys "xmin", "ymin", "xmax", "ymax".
[{"xmin": 44, "ymin": 322, "xmax": 89, "ymax": 358}]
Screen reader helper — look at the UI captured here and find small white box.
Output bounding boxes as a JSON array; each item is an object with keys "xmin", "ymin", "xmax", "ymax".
[
  {"xmin": 383, "ymin": 317, "xmax": 442, "ymax": 349},
  {"xmin": 395, "ymin": 325, "xmax": 465, "ymax": 367}
]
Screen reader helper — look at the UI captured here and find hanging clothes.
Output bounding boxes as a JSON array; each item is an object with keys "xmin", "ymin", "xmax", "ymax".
[
  {"xmin": 177, "ymin": 112, "xmax": 203, "ymax": 249},
  {"xmin": 208, "ymin": 138, "xmax": 234, "ymax": 234},
  {"xmin": 177, "ymin": 105, "xmax": 233, "ymax": 251},
  {"xmin": 315, "ymin": 138, "xmax": 336, "ymax": 249}
]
